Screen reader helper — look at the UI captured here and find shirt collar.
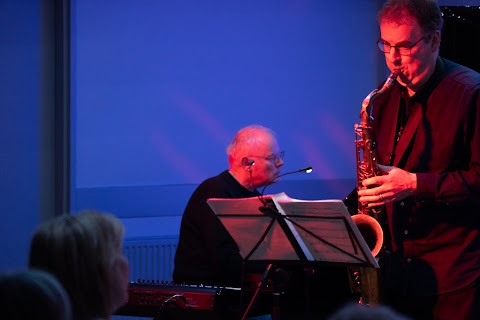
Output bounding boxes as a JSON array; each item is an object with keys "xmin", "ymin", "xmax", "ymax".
[{"xmin": 408, "ymin": 57, "xmax": 445, "ymax": 105}]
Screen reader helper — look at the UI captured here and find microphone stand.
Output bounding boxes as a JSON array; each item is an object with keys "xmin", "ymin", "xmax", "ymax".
[{"xmin": 258, "ymin": 166, "xmax": 313, "ymax": 207}]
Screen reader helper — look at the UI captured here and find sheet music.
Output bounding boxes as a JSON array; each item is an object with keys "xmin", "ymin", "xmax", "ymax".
[
  {"xmin": 208, "ymin": 193, "xmax": 378, "ymax": 267},
  {"xmin": 208, "ymin": 194, "xmax": 301, "ymax": 260},
  {"xmin": 270, "ymin": 194, "xmax": 315, "ymax": 261},
  {"xmin": 207, "ymin": 194, "xmax": 267, "ymax": 216},
  {"xmin": 272, "ymin": 194, "xmax": 378, "ymax": 267}
]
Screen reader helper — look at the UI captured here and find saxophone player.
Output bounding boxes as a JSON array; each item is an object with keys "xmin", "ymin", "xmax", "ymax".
[{"xmin": 356, "ymin": 1, "xmax": 480, "ymax": 319}]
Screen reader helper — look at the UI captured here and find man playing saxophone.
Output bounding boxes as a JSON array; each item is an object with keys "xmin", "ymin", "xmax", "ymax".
[{"xmin": 356, "ymin": 1, "xmax": 480, "ymax": 319}]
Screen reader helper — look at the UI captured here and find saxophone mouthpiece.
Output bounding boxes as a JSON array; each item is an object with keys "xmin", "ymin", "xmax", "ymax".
[{"xmin": 386, "ymin": 70, "xmax": 400, "ymax": 86}]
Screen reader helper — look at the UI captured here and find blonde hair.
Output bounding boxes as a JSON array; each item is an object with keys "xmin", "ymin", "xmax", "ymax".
[{"xmin": 29, "ymin": 210, "xmax": 125, "ymax": 319}]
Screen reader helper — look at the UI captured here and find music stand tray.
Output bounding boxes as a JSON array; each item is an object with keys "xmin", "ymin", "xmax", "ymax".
[
  {"xmin": 207, "ymin": 192, "xmax": 378, "ymax": 268},
  {"xmin": 208, "ymin": 193, "xmax": 378, "ymax": 319}
]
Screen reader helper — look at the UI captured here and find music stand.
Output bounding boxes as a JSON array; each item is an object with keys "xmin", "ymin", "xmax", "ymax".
[{"xmin": 207, "ymin": 193, "xmax": 378, "ymax": 319}]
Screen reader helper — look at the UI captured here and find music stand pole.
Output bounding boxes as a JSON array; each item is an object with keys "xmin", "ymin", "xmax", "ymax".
[
  {"xmin": 209, "ymin": 194, "xmax": 379, "ymax": 320},
  {"xmin": 241, "ymin": 263, "xmax": 273, "ymax": 320},
  {"xmin": 240, "ymin": 203, "xmax": 309, "ymax": 320}
]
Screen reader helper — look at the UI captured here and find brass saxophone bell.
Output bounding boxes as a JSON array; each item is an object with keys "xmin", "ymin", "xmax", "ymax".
[{"xmin": 351, "ymin": 214, "xmax": 384, "ymax": 257}]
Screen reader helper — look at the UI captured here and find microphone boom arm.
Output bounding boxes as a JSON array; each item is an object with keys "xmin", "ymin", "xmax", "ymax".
[{"xmin": 258, "ymin": 166, "xmax": 313, "ymax": 206}]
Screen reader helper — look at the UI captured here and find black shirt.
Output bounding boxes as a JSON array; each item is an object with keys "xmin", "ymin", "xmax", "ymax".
[{"xmin": 173, "ymin": 170, "xmax": 263, "ymax": 287}]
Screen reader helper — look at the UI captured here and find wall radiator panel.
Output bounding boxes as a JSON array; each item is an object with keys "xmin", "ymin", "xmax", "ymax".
[
  {"xmin": 113, "ymin": 236, "xmax": 178, "ymax": 320},
  {"xmin": 123, "ymin": 236, "xmax": 178, "ymax": 282}
]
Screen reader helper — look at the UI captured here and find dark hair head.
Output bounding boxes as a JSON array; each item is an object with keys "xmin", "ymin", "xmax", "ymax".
[
  {"xmin": 0, "ymin": 268, "xmax": 72, "ymax": 320},
  {"xmin": 378, "ymin": 0, "xmax": 443, "ymax": 35},
  {"xmin": 328, "ymin": 302, "xmax": 412, "ymax": 320}
]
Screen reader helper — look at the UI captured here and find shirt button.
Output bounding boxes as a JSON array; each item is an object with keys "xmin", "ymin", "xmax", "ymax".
[
  {"xmin": 406, "ymin": 258, "xmax": 412, "ymax": 263},
  {"xmin": 400, "ymin": 202, "xmax": 405, "ymax": 206},
  {"xmin": 404, "ymin": 230, "xmax": 409, "ymax": 235}
]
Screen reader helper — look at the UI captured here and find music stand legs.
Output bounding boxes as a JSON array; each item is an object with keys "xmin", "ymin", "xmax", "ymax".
[{"xmin": 241, "ymin": 263, "xmax": 277, "ymax": 320}]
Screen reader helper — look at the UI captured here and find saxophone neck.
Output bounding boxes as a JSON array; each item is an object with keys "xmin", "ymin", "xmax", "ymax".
[
  {"xmin": 378, "ymin": 70, "xmax": 400, "ymax": 96},
  {"xmin": 360, "ymin": 89, "xmax": 379, "ymax": 120},
  {"xmin": 384, "ymin": 70, "xmax": 401, "ymax": 88},
  {"xmin": 360, "ymin": 71, "xmax": 400, "ymax": 120}
]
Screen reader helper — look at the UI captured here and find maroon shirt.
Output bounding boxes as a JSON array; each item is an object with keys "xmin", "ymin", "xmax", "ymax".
[{"xmin": 372, "ymin": 57, "xmax": 480, "ymax": 295}]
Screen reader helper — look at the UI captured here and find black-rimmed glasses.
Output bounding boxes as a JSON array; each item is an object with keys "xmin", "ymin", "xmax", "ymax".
[
  {"xmin": 377, "ymin": 36, "xmax": 425, "ymax": 56},
  {"xmin": 250, "ymin": 151, "xmax": 284, "ymax": 165}
]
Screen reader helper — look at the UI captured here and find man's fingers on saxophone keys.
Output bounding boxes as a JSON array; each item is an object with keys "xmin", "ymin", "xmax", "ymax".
[{"xmin": 358, "ymin": 187, "xmax": 388, "ymax": 204}]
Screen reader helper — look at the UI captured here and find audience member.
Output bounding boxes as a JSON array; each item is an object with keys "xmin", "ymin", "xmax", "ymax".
[
  {"xmin": 29, "ymin": 210, "xmax": 129, "ymax": 320},
  {"xmin": 327, "ymin": 302, "xmax": 411, "ymax": 320},
  {"xmin": 0, "ymin": 268, "xmax": 72, "ymax": 320}
]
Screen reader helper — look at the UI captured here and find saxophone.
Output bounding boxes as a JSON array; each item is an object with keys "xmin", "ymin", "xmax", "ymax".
[{"xmin": 351, "ymin": 70, "xmax": 399, "ymax": 305}]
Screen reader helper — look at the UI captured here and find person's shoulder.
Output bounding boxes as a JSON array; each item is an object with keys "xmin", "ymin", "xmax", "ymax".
[
  {"xmin": 197, "ymin": 170, "xmax": 231, "ymax": 188},
  {"xmin": 442, "ymin": 57, "xmax": 480, "ymax": 85},
  {"xmin": 190, "ymin": 170, "xmax": 233, "ymax": 197}
]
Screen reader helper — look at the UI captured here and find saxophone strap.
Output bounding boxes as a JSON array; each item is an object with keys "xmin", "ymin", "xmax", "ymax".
[
  {"xmin": 391, "ymin": 58, "xmax": 455, "ymax": 167},
  {"xmin": 392, "ymin": 103, "xmax": 422, "ymax": 167}
]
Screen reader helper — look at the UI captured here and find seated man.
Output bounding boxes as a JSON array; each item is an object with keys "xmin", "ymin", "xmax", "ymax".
[
  {"xmin": 173, "ymin": 124, "xmax": 284, "ymax": 288},
  {"xmin": 173, "ymin": 124, "xmax": 356, "ymax": 319}
]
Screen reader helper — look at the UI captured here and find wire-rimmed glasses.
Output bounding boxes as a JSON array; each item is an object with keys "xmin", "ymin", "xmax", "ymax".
[
  {"xmin": 377, "ymin": 36, "xmax": 425, "ymax": 56},
  {"xmin": 249, "ymin": 151, "xmax": 284, "ymax": 165}
]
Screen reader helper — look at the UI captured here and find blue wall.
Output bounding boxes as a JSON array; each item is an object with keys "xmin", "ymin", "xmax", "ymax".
[
  {"xmin": 69, "ymin": 0, "xmax": 385, "ymax": 238},
  {"xmin": 0, "ymin": 0, "xmax": 470, "ymax": 273},
  {"xmin": 71, "ymin": 1, "xmax": 382, "ymax": 188},
  {"xmin": 0, "ymin": 0, "xmax": 56, "ymax": 271}
]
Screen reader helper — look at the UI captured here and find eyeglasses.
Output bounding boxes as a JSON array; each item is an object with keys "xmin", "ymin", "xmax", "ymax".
[
  {"xmin": 250, "ymin": 151, "xmax": 284, "ymax": 165},
  {"xmin": 377, "ymin": 36, "xmax": 425, "ymax": 56}
]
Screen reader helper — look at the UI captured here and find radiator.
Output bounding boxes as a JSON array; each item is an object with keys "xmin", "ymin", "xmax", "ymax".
[
  {"xmin": 113, "ymin": 236, "xmax": 178, "ymax": 320},
  {"xmin": 123, "ymin": 236, "xmax": 178, "ymax": 282}
]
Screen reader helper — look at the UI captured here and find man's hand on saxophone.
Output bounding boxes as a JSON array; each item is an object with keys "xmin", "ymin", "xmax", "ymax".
[{"xmin": 357, "ymin": 164, "xmax": 417, "ymax": 207}]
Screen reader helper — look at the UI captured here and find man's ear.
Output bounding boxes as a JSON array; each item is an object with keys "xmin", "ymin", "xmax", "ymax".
[
  {"xmin": 431, "ymin": 30, "xmax": 441, "ymax": 52},
  {"xmin": 241, "ymin": 157, "xmax": 255, "ymax": 171}
]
